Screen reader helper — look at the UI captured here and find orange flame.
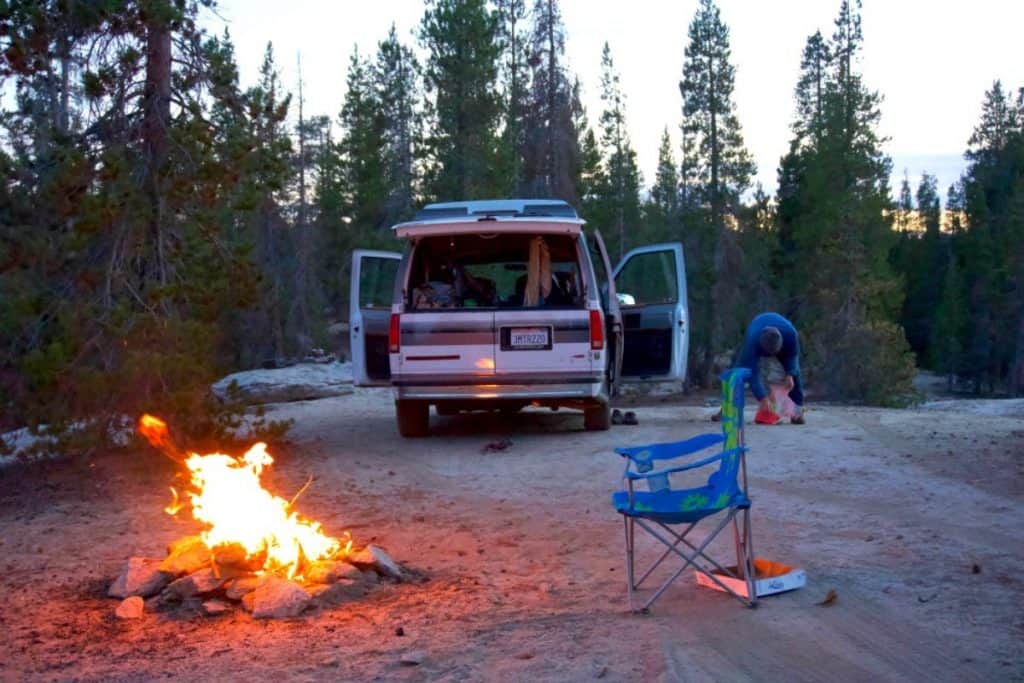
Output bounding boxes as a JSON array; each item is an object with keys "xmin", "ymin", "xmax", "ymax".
[{"xmin": 138, "ymin": 414, "xmax": 348, "ymax": 578}]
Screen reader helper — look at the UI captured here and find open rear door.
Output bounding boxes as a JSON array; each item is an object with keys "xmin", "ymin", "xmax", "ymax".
[
  {"xmin": 589, "ymin": 230, "xmax": 624, "ymax": 392},
  {"xmin": 350, "ymin": 249, "xmax": 402, "ymax": 386},
  {"xmin": 613, "ymin": 243, "xmax": 688, "ymax": 383}
]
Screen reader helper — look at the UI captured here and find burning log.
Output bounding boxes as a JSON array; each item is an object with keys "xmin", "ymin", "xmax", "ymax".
[{"xmin": 159, "ymin": 536, "xmax": 210, "ymax": 576}]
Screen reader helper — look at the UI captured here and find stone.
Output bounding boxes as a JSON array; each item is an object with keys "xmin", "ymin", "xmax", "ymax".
[
  {"xmin": 108, "ymin": 557, "xmax": 173, "ymax": 598},
  {"xmin": 115, "ymin": 596, "xmax": 145, "ymax": 619},
  {"xmin": 224, "ymin": 575, "xmax": 262, "ymax": 600},
  {"xmin": 202, "ymin": 599, "xmax": 232, "ymax": 616},
  {"xmin": 240, "ymin": 592, "xmax": 256, "ymax": 613},
  {"xmin": 163, "ymin": 568, "xmax": 227, "ymax": 600},
  {"xmin": 348, "ymin": 545, "xmax": 402, "ymax": 580},
  {"xmin": 399, "ymin": 651, "xmax": 426, "ymax": 666},
  {"xmin": 250, "ymin": 576, "xmax": 311, "ymax": 619},
  {"xmin": 160, "ymin": 536, "xmax": 211, "ymax": 576},
  {"xmin": 305, "ymin": 560, "xmax": 364, "ymax": 585}
]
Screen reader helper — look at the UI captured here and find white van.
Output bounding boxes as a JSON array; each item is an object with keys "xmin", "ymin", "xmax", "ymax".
[{"xmin": 349, "ymin": 199, "xmax": 689, "ymax": 436}]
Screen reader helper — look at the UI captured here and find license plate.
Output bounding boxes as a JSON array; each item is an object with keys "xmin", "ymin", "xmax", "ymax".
[{"xmin": 509, "ymin": 327, "xmax": 550, "ymax": 349}]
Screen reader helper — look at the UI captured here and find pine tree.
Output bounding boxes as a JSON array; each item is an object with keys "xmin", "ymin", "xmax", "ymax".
[
  {"xmin": 375, "ymin": 25, "xmax": 421, "ymax": 226},
  {"xmin": 495, "ymin": 0, "xmax": 530, "ymax": 195},
  {"xmin": 896, "ymin": 171, "xmax": 947, "ymax": 365},
  {"xmin": 679, "ymin": 0, "xmax": 754, "ymax": 221},
  {"xmin": 931, "ymin": 251, "xmax": 967, "ymax": 390},
  {"xmin": 0, "ymin": 1, "xmax": 274, "ymax": 442},
  {"xmin": 774, "ymin": 0, "xmax": 914, "ymax": 403},
  {"xmin": 959, "ymin": 80, "xmax": 1024, "ymax": 393},
  {"xmin": 895, "ymin": 171, "xmax": 913, "ymax": 231},
  {"xmin": 338, "ymin": 47, "xmax": 386, "ymax": 231},
  {"xmin": 418, "ymin": 0, "xmax": 502, "ymax": 200},
  {"xmin": 642, "ymin": 128, "xmax": 679, "ymax": 244},
  {"xmin": 679, "ymin": 0, "xmax": 755, "ymax": 383},
  {"xmin": 595, "ymin": 42, "xmax": 641, "ymax": 259},
  {"xmin": 793, "ymin": 31, "xmax": 830, "ymax": 145},
  {"xmin": 521, "ymin": 0, "xmax": 578, "ymax": 202}
]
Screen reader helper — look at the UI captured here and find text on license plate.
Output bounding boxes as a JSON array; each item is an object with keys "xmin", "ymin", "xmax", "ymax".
[{"xmin": 510, "ymin": 327, "xmax": 550, "ymax": 348}]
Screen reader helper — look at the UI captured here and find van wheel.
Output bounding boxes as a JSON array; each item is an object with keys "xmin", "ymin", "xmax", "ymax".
[
  {"xmin": 396, "ymin": 400, "xmax": 429, "ymax": 437},
  {"xmin": 583, "ymin": 403, "xmax": 611, "ymax": 431}
]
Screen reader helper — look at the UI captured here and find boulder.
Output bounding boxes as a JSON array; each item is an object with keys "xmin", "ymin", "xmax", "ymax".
[
  {"xmin": 211, "ymin": 362, "xmax": 354, "ymax": 405},
  {"xmin": 250, "ymin": 576, "xmax": 311, "ymax": 619},
  {"xmin": 108, "ymin": 557, "xmax": 173, "ymax": 598},
  {"xmin": 115, "ymin": 596, "xmax": 145, "ymax": 619},
  {"xmin": 160, "ymin": 536, "xmax": 211, "ymax": 576}
]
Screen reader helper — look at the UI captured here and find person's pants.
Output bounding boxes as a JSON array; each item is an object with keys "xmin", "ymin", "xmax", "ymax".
[{"xmin": 788, "ymin": 373, "xmax": 804, "ymax": 407}]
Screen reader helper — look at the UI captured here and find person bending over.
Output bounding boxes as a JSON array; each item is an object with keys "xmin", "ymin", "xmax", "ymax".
[{"xmin": 715, "ymin": 312, "xmax": 805, "ymax": 425}]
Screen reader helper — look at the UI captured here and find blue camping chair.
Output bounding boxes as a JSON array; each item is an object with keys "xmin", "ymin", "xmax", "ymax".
[{"xmin": 611, "ymin": 368, "xmax": 757, "ymax": 611}]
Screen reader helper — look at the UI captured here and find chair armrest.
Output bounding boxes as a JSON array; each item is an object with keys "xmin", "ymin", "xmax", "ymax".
[
  {"xmin": 615, "ymin": 432, "xmax": 725, "ymax": 463},
  {"xmin": 625, "ymin": 447, "xmax": 747, "ymax": 481}
]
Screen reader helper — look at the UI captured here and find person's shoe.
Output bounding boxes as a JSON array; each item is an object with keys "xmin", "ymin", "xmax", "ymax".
[
  {"xmin": 623, "ymin": 411, "xmax": 638, "ymax": 425},
  {"xmin": 710, "ymin": 410, "xmax": 722, "ymax": 422},
  {"xmin": 611, "ymin": 408, "xmax": 624, "ymax": 425},
  {"xmin": 791, "ymin": 413, "xmax": 805, "ymax": 425}
]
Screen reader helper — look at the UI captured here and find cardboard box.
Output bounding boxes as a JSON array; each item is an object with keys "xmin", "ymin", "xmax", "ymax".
[{"xmin": 695, "ymin": 558, "xmax": 806, "ymax": 598}]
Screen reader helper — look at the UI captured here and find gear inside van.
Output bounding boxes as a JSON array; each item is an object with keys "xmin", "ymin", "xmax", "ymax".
[{"xmin": 407, "ymin": 234, "xmax": 583, "ymax": 310}]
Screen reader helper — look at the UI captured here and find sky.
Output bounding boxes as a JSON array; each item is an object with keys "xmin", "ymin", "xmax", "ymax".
[{"xmin": 203, "ymin": 0, "xmax": 1024, "ymax": 201}]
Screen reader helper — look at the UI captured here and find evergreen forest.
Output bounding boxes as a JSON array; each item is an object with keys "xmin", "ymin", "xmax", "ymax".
[{"xmin": 2, "ymin": 0, "xmax": 1022, "ymax": 447}]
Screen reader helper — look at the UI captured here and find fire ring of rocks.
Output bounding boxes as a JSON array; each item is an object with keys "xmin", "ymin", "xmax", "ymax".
[
  {"xmin": 109, "ymin": 537, "xmax": 406, "ymax": 620},
  {"xmin": 109, "ymin": 415, "xmax": 411, "ymax": 620}
]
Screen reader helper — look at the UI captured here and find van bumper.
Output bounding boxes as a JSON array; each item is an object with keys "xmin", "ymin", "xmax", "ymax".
[{"xmin": 392, "ymin": 373, "xmax": 606, "ymax": 402}]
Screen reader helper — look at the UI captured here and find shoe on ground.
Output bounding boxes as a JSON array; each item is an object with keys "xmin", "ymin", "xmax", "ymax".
[
  {"xmin": 710, "ymin": 411, "xmax": 722, "ymax": 422},
  {"xmin": 623, "ymin": 411, "xmax": 638, "ymax": 426},
  {"xmin": 791, "ymin": 413, "xmax": 805, "ymax": 425},
  {"xmin": 611, "ymin": 408, "xmax": 624, "ymax": 425}
]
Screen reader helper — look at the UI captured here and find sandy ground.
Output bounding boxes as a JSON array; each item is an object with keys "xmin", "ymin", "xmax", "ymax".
[{"xmin": 1, "ymin": 388, "xmax": 1022, "ymax": 682}]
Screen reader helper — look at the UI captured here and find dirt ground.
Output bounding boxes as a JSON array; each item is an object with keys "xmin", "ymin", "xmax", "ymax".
[{"xmin": 1, "ymin": 388, "xmax": 1022, "ymax": 682}]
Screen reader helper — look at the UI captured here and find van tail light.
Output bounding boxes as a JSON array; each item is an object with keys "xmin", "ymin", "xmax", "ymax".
[
  {"xmin": 388, "ymin": 313, "xmax": 401, "ymax": 353},
  {"xmin": 589, "ymin": 309, "xmax": 605, "ymax": 350}
]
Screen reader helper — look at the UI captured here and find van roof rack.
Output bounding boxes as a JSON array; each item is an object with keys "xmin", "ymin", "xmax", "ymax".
[{"xmin": 414, "ymin": 199, "xmax": 578, "ymax": 221}]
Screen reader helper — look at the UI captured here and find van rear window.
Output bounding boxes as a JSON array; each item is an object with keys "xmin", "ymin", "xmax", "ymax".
[{"xmin": 407, "ymin": 234, "xmax": 583, "ymax": 310}]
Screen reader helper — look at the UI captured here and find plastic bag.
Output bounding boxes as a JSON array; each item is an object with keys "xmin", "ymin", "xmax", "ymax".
[{"xmin": 769, "ymin": 384, "xmax": 798, "ymax": 418}]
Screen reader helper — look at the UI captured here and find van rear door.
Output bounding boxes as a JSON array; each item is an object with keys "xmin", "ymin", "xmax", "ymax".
[
  {"xmin": 493, "ymin": 233, "xmax": 592, "ymax": 382},
  {"xmin": 394, "ymin": 236, "xmax": 496, "ymax": 384},
  {"xmin": 613, "ymin": 243, "xmax": 689, "ymax": 383},
  {"xmin": 350, "ymin": 249, "xmax": 401, "ymax": 387}
]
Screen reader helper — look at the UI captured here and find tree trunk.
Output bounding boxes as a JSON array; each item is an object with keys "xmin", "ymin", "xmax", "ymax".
[{"xmin": 143, "ymin": 16, "xmax": 172, "ymax": 294}]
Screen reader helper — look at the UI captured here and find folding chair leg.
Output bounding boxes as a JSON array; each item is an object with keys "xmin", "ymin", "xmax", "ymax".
[
  {"xmin": 623, "ymin": 516, "xmax": 635, "ymax": 612},
  {"xmin": 741, "ymin": 508, "xmax": 758, "ymax": 608},
  {"xmin": 730, "ymin": 509, "xmax": 758, "ymax": 607}
]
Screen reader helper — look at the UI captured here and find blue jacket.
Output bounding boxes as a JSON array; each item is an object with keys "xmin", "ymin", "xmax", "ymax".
[{"xmin": 735, "ymin": 312, "xmax": 801, "ymax": 401}]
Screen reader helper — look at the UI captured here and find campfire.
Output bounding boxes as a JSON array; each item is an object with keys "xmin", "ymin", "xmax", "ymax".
[{"xmin": 108, "ymin": 415, "xmax": 405, "ymax": 620}]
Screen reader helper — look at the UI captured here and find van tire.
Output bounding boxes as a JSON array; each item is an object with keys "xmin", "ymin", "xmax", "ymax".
[
  {"xmin": 583, "ymin": 403, "xmax": 611, "ymax": 431},
  {"xmin": 396, "ymin": 400, "xmax": 429, "ymax": 437}
]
